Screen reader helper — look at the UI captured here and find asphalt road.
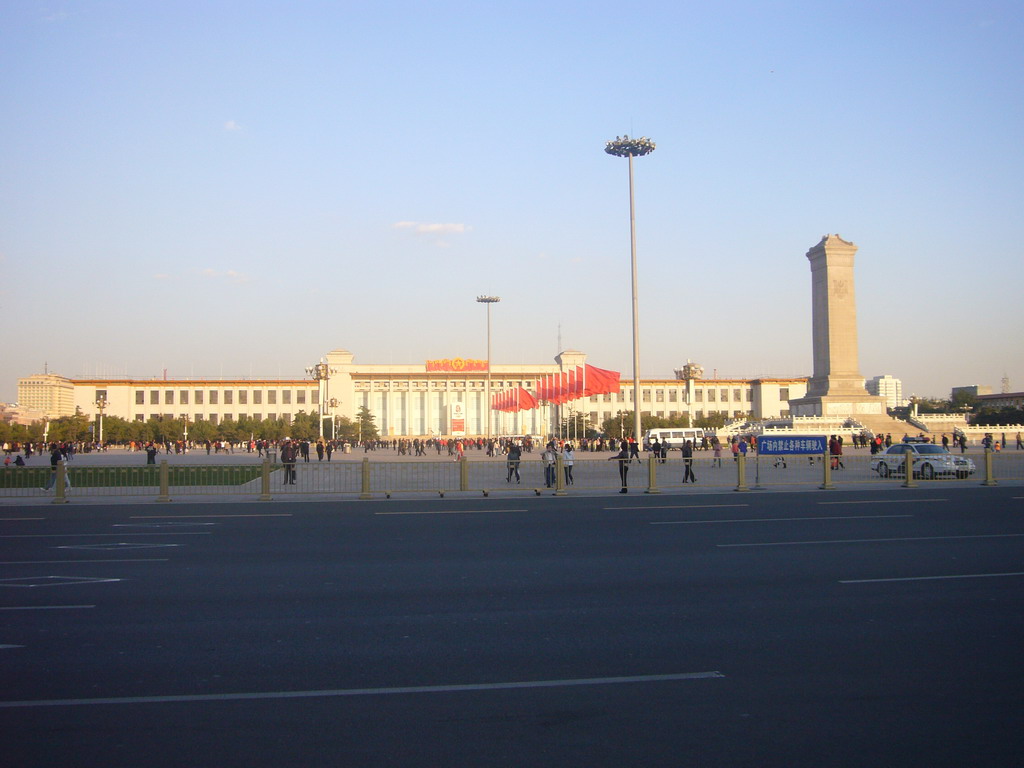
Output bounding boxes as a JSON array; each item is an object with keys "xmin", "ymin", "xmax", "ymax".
[{"xmin": 1, "ymin": 487, "xmax": 1022, "ymax": 767}]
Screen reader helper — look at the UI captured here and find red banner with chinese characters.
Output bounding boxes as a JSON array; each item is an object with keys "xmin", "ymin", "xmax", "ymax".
[{"xmin": 426, "ymin": 358, "xmax": 489, "ymax": 372}]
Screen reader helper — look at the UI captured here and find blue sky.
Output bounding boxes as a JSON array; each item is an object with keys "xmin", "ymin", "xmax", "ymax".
[{"xmin": 2, "ymin": 1, "xmax": 1022, "ymax": 403}]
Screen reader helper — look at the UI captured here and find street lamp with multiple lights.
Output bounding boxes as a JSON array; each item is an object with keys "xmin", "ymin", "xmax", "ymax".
[
  {"xmin": 305, "ymin": 360, "xmax": 330, "ymax": 439},
  {"xmin": 605, "ymin": 134, "xmax": 656, "ymax": 446},
  {"xmin": 476, "ymin": 295, "xmax": 500, "ymax": 442},
  {"xmin": 94, "ymin": 395, "xmax": 107, "ymax": 447}
]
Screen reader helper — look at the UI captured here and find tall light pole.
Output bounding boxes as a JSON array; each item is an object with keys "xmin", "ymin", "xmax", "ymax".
[
  {"xmin": 605, "ymin": 134, "xmax": 655, "ymax": 445},
  {"xmin": 476, "ymin": 295, "xmax": 500, "ymax": 442},
  {"xmin": 305, "ymin": 360, "xmax": 329, "ymax": 439},
  {"xmin": 94, "ymin": 395, "xmax": 107, "ymax": 447}
]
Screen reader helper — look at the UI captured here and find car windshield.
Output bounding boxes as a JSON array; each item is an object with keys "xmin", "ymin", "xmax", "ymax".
[{"xmin": 915, "ymin": 445, "xmax": 947, "ymax": 455}]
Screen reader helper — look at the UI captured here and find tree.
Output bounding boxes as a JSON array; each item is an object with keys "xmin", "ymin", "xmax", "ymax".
[
  {"xmin": 694, "ymin": 412, "xmax": 727, "ymax": 430},
  {"xmin": 356, "ymin": 406, "xmax": 379, "ymax": 442},
  {"xmin": 289, "ymin": 410, "xmax": 320, "ymax": 441}
]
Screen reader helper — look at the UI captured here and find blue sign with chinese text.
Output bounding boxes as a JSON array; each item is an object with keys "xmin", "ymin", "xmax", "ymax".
[{"xmin": 757, "ymin": 435, "xmax": 828, "ymax": 455}]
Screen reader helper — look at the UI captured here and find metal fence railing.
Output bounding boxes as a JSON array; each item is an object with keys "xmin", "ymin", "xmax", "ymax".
[{"xmin": 2, "ymin": 450, "xmax": 1020, "ymax": 503}]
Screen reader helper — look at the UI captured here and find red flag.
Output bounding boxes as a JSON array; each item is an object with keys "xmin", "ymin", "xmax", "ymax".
[
  {"xmin": 585, "ymin": 364, "xmax": 621, "ymax": 395},
  {"xmin": 517, "ymin": 387, "xmax": 537, "ymax": 411}
]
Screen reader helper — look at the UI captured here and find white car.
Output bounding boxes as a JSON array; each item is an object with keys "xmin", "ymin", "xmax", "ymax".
[{"xmin": 870, "ymin": 443, "xmax": 976, "ymax": 480}]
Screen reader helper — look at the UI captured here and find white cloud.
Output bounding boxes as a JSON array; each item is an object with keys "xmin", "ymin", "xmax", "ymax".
[
  {"xmin": 200, "ymin": 268, "xmax": 251, "ymax": 284},
  {"xmin": 153, "ymin": 273, "xmax": 170, "ymax": 280},
  {"xmin": 223, "ymin": 120, "xmax": 243, "ymax": 132},
  {"xmin": 393, "ymin": 221, "xmax": 468, "ymax": 235}
]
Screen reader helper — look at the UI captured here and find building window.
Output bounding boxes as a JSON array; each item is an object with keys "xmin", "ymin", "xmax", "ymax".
[
  {"xmin": 210, "ymin": 391, "xmax": 218, "ymax": 405},
  {"xmin": 268, "ymin": 413, "xmax": 276, "ymax": 421},
  {"xmin": 734, "ymin": 389, "xmax": 741, "ymax": 402},
  {"xmin": 668, "ymin": 390, "xmax": 677, "ymax": 402},
  {"xmin": 223, "ymin": 413, "xmax": 232, "ymax": 422},
  {"xmin": 180, "ymin": 390, "xmax": 189, "ymax": 405},
  {"xmin": 135, "ymin": 391, "xmax": 145, "ymax": 405},
  {"xmin": 95, "ymin": 389, "xmax": 108, "ymax": 402},
  {"xmin": 707, "ymin": 389, "xmax": 715, "ymax": 402},
  {"xmin": 253, "ymin": 413, "xmax": 262, "ymax": 421},
  {"xmin": 655, "ymin": 390, "xmax": 664, "ymax": 402},
  {"xmin": 150, "ymin": 390, "xmax": 159, "ymax": 405},
  {"xmin": 254, "ymin": 391, "xmax": 262, "ymax": 404},
  {"xmin": 780, "ymin": 388, "xmax": 790, "ymax": 401},
  {"xmin": 720, "ymin": 389, "xmax": 728, "ymax": 402},
  {"xmin": 239, "ymin": 390, "xmax": 247, "ymax": 405},
  {"xmin": 224, "ymin": 390, "xmax": 233, "ymax": 405},
  {"xmin": 268, "ymin": 391, "xmax": 277, "ymax": 405},
  {"xmin": 642, "ymin": 390, "xmax": 651, "ymax": 402},
  {"xmin": 745, "ymin": 388, "xmax": 752, "ymax": 401},
  {"xmin": 135, "ymin": 414, "xmax": 145, "ymax": 422},
  {"xmin": 283, "ymin": 390, "xmax": 291, "ymax": 405},
  {"xmin": 297, "ymin": 391, "xmax": 306, "ymax": 404},
  {"xmin": 195, "ymin": 391, "xmax": 204, "ymax": 405},
  {"xmin": 165, "ymin": 390, "xmax": 174, "ymax": 404},
  {"xmin": 209, "ymin": 414, "xmax": 218, "ymax": 425},
  {"xmin": 150, "ymin": 413, "xmax": 158, "ymax": 421}
]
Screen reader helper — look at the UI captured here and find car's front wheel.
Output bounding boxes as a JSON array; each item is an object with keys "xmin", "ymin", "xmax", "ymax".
[
  {"xmin": 878, "ymin": 463, "xmax": 890, "ymax": 478},
  {"xmin": 921, "ymin": 463, "xmax": 935, "ymax": 480}
]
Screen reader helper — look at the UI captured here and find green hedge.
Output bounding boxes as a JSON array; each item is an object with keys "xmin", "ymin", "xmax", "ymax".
[{"xmin": 0, "ymin": 465, "xmax": 264, "ymax": 489}]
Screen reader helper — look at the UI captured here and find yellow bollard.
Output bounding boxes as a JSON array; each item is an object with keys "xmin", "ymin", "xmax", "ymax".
[
  {"xmin": 902, "ymin": 450, "xmax": 917, "ymax": 488},
  {"xmin": 735, "ymin": 452, "xmax": 749, "ymax": 492},
  {"xmin": 460, "ymin": 456, "xmax": 470, "ymax": 492},
  {"xmin": 157, "ymin": 460, "xmax": 171, "ymax": 502},
  {"xmin": 554, "ymin": 454, "xmax": 567, "ymax": 496},
  {"xmin": 52, "ymin": 460, "xmax": 69, "ymax": 505},
  {"xmin": 982, "ymin": 448, "xmax": 998, "ymax": 487},
  {"xmin": 360, "ymin": 457, "xmax": 372, "ymax": 499},
  {"xmin": 645, "ymin": 454, "xmax": 660, "ymax": 494},
  {"xmin": 259, "ymin": 458, "xmax": 271, "ymax": 501},
  {"xmin": 821, "ymin": 450, "xmax": 835, "ymax": 490}
]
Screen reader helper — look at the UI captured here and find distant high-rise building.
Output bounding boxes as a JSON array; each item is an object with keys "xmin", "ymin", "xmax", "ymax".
[{"xmin": 866, "ymin": 375, "xmax": 904, "ymax": 410}]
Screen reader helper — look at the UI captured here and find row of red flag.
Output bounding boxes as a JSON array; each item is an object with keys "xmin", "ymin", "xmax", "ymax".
[{"xmin": 491, "ymin": 364, "xmax": 621, "ymax": 412}]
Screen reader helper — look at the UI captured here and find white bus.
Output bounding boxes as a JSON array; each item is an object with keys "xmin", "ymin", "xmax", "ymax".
[{"xmin": 643, "ymin": 428, "xmax": 706, "ymax": 451}]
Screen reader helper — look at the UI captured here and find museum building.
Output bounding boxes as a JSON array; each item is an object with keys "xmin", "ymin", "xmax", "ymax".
[{"xmin": 16, "ymin": 349, "xmax": 806, "ymax": 437}]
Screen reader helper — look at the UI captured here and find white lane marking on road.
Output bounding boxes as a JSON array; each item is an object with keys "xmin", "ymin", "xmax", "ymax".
[
  {"xmin": 0, "ymin": 532, "xmax": 211, "ymax": 539},
  {"xmin": 0, "ymin": 605, "xmax": 95, "ymax": 610},
  {"xmin": 114, "ymin": 522, "xmax": 216, "ymax": 527},
  {"xmin": 817, "ymin": 499, "xmax": 946, "ymax": 505},
  {"xmin": 376, "ymin": 509, "xmax": 528, "ymax": 516},
  {"xmin": 0, "ymin": 577, "xmax": 121, "ymax": 587},
  {"xmin": 0, "ymin": 645, "xmax": 25, "ymax": 649},
  {"xmin": 608, "ymin": 505, "xmax": 750, "ymax": 511},
  {"xmin": 653, "ymin": 514, "xmax": 914, "ymax": 525},
  {"xmin": 57, "ymin": 543, "xmax": 179, "ymax": 550},
  {"xmin": 0, "ymin": 671, "xmax": 725, "ymax": 708},
  {"xmin": 0, "ymin": 559, "xmax": 168, "ymax": 565},
  {"xmin": 0, "ymin": 518, "xmax": 45, "ymax": 521},
  {"xmin": 718, "ymin": 533, "xmax": 1024, "ymax": 548},
  {"xmin": 840, "ymin": 572, "xmax": 1024, "ymax": 584},
  {"xmin": 129, "ymin": 514, "xmax": 292, "ymax": 519}
]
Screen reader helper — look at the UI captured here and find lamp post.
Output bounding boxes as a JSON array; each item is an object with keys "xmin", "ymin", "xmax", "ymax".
[
  {"xmin": 94, "ymin": 395, "xmax": 107, "ymax": 447},
  {"xmin": 476, "ymin": 295, "xmax": 500, "ymax": 442},
  {"xmin": 305, "ymin": 360, "xmax": 330, "ymax": 439},
  {"xmin": 327, "ymin": 397, "xmax": 339, "ymax": 440},
  {"xmin": 605, "ymin": 134, "xmax": 655, "ymax": 446}
]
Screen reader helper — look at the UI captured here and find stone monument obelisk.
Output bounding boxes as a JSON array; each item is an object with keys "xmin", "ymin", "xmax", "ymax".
[{"xmin": 789, "ymin": 234, "xmax": 886, "ymax": 418}]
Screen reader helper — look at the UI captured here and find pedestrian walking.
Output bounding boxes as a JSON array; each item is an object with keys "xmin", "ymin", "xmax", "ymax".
[
  {"xmin": 562, "ymin": 443, "xmax": 575, "ymax": 486},
  {"xmin": 280, "ymin": 438, "xmax": 298, "ymax": 485},
  {"xmin": 682, "ymin": 440, "xmax": 697, "ymax": 483},
  {"xmin": 506, "ymin": 443, "xmax": 522, "ymax": 483},
  {"xmin": 610, "ymin": 440, "xmax": 630, "ymax": 493},
  {"xmin": 541, "ymin": 442, "xmax": 557, "ymax": 488}
]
